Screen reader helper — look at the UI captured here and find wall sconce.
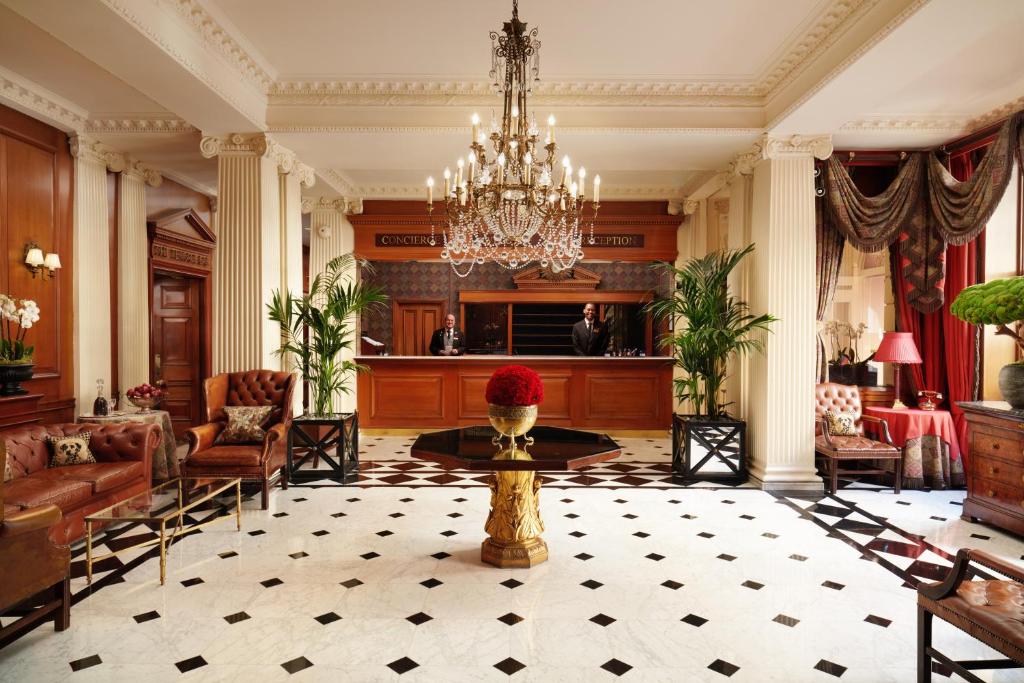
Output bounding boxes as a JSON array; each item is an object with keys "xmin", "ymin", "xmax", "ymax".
[{"xmin": 24, "ymin": 242, "xmax": 61, "ymax": 279}]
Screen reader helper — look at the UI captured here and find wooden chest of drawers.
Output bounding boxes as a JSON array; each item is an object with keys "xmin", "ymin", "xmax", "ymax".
[{"xmin": 959, "ymin": 401, "xmax": 1024, "ymax": 537}]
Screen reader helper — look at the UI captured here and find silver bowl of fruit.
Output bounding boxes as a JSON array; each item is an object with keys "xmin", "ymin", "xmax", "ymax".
[{"xmin": 126, "ymin": 383, "xmax": 166, "ymax": 413}]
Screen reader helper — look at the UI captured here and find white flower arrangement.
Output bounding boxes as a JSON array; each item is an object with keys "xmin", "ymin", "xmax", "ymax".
[{"xmin": 0, "ymin": 293, "xmax": 40, "ymax": 363}]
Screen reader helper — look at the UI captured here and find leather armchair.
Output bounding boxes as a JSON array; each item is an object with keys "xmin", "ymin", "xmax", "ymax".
[
  {"xmin": 183, "ymin": 370, "xmax": 296, "ymax": 509},
  {"xmin": 814, "ymin": 382, "xmax": 902, "ymax": 493},
  {"xmin": 0, "ymin": 442, "xmax": 71, "ymax": 649}
]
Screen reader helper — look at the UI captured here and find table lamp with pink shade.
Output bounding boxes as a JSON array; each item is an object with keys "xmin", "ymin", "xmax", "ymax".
[{"xmin": 873, "ymin": 331, "xmax": 922, "ymax": 409}]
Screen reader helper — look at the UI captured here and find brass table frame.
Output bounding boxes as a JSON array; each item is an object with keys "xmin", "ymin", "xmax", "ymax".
[{"xmin": 85, "ymin": 477, "xmax": 241, "ymax": 585}]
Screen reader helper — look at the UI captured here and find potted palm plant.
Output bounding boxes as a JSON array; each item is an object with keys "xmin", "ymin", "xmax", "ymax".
[
  {"xmin": 647, "ymin": 244, "xmax": 776, "ymax": 483},
  {"xmin": 268, "ymin": 254, "xmax": 387, "ymax": 415}
]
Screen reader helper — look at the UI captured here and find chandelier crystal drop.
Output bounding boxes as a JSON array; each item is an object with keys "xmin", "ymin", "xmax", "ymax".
[{"xmin": 426, "ymin": 0, "xmax": 600, "ymax": 277}]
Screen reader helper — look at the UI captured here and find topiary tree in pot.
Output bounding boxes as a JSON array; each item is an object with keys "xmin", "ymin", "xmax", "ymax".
[
  {"xmin": 646, "ymin": 244, "xmax": 777, "ymax": 482},
  {"xmin": 951, "ymin": 276, "xmax": 1024, "ymax": 408}
]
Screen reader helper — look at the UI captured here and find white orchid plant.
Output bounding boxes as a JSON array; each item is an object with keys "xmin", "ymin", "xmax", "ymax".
[{"xmin": 0, "ymin": 294, "xmax": 40, "ymax": 363}]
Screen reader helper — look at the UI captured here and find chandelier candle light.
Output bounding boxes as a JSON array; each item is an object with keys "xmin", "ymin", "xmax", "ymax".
[{"xmin": 426, "ymin": 0, "xmax": 599, "ymax": 276}]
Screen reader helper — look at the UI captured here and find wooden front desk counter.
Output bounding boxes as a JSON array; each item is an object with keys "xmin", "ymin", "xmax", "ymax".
[{"xmin": 356, "ymin": 356, "xmax": 674, "ymax": 430}]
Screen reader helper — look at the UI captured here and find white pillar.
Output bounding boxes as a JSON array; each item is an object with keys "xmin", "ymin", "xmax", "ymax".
[
  {"xmin": 307, "ymin": 198, "xmax": 357, "ymax": 412},
  {"xmin": 117, "ymin": 162, "xmax": 161, "ymax": 391},
  {"xmin": 725, "ymin": 170, "xmax": 754, "ymax": 419},
  {"xmin": 672, "ymin": 199, "xmax": 708, "ymax": 414},
  {"xmin": 69, "ymin": 135, "xmax": 113, "ymax": 412},
  {"xmin": 745, "ymin": 135, "xmax": 832, "ymax": 492},
  {"xmin": 201, "ymin": 133, "xmax": 314, "ymax": 374}
]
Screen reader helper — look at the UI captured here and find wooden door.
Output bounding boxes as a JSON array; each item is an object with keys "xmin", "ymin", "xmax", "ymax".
[
  {"xmin": 393, "ymin": 300, "xmax": 445, "ymax": 356},
  {"xmin": 151, "ymin": 273, "xmax": 203, "ymax": 439}
]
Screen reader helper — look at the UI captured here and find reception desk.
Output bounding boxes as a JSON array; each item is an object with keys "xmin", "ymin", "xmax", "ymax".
[{"xmin": 356, "ymin": 356, "xmax": 674, "ymax": 431}]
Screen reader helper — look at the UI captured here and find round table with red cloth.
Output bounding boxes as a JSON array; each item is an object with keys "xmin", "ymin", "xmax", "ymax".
[{"xmin": 862, "ymin": 407, "xmax": 965, "ymax": 490}]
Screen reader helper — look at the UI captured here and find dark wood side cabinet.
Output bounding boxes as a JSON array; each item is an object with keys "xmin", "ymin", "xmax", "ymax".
[
  {"xmin": 858, "ymin": 385, "xmax": 895, "ymax": 410},
  {"xmin": 959, "ymin": 401, "xmax": 1024, "ymax": 537}
]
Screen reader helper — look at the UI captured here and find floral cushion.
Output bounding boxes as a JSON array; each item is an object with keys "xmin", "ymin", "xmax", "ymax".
[
  {"xmin": 48, "ymin": 434, "xmax": 97, "ymax": 467},
  {"xmin": 824, "ymin": 410, "xmax": 858, "ymax": 436},
  {"xmin": 216, "ymin": 406, "xmax": 274, "ymax": 445}
]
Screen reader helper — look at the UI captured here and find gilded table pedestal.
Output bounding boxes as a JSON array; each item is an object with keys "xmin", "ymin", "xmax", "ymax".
[{"xmin": 412, "ymin": 426, "xmax": 621, "ymax": 568}]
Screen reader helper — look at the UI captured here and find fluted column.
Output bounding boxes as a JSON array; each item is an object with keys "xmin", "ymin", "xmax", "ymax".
[
  {"xmin": 725, "ymin": 168, "xmax": 754, "ymax": 419},
  {"xmin": 307, "ymin": 198, "xmax": 357, "ymax": 412},
  {"xmin": 201, "ymin": 133, "xmax": 314, "ymax": 374},
  {"xmin": 69, "ymin": 135, "xmax": 116, "ymax": 411},
  {"xmin": 745, "ymin": 135, "xmax": 832, "ymax": 491},
  {"xmin": 118, "ymin": 162, "xmax": 161, "ymax": 391},
  {"xmin": 673, "ymin": 200, "xmax": 707, "ymax": 414}
]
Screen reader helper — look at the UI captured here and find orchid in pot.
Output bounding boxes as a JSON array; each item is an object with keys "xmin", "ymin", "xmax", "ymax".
[{"xmin": 0, "ymin": 293, "xmax": 40, "ymax": 395}]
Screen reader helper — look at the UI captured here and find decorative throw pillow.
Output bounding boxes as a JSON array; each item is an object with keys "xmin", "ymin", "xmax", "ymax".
[
  {"xmin": 48, "ymin": 434, "xmax": 97, "ymax": 467},
  {"xmin": 824, "ymin": 410, "xmax": 858, "ymax": 436},
  {"xmin": 216, "ymin": 406, "xmax": 274, "ymax": 445}
]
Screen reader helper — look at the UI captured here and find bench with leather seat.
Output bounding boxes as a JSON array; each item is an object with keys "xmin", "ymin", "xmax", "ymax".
[
  {"xmin": 3, "ymin": 423, "xmax": 160, "ymax": 545},
  {"xmin": 814, "ymin": 382, "xmax": 902, "ymax": 494},
  {"xmin": 918, "ymin": 548, "xmax": 1024, "ymax": 681}
]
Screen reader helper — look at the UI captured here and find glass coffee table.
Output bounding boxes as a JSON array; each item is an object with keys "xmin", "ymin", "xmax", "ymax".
[
  {"xmin": 411, "ymin": 426, "xmax": 621, "ymax": 568},
  {"xmin": 85, "ymin": 477, "xmax": 241, "ymax": 585}
]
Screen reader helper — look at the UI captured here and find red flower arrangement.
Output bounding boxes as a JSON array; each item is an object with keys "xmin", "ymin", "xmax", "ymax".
[{"xmin": 485, "ymin": 365, "xmax": 544, "ymax": 407}]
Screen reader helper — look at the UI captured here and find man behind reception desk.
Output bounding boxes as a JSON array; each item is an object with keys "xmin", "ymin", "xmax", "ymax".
[
  {"xmin": 571, "ymin": 303, "xmax": 609, "ymax": 356},
  {"xmin": 429, "ymin": 314, "xmax": 466, "ymax": 356}
]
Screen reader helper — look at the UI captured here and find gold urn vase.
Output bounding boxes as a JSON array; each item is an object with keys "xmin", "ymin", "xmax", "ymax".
[{"xmin": 488, "ymin": 403, "xmax": 538, "ymax": 453}]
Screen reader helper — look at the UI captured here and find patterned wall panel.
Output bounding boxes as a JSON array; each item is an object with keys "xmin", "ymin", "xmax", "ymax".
[{"xmin": 362, "ymin": 261, "xmax": 672, "ymax": 352}]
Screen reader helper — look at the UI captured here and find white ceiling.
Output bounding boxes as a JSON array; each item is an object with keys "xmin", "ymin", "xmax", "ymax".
[{"xmin": 1, "ymin": 0, "xmax": 1023, "ymax": 201}]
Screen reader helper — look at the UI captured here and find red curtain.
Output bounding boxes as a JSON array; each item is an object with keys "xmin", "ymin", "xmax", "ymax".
[{"xmin": 891, "ymin": 151, "xmax": 984, "ymax": 463}]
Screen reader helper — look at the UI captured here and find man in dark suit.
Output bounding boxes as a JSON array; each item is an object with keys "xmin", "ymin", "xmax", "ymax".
[
  {"xmin": 571, "ymin": 303, "xmax": 608, "ymax": 356},
  {"xmin": 429, "ymin": 314, "xmax": 466, "ymax": 356}
]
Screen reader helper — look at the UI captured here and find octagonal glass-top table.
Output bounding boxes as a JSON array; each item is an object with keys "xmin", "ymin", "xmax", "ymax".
[{"xmin": 411, "ymin": 426, "xmax": 621, "ymax": 568}]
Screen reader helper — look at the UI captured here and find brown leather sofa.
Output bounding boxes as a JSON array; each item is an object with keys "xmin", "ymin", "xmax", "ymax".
[
  {"xmin": 0, "ymin": 440, "xmax": 71, "ymax": 648},
  {"xmin": 3, "ymin": 423, "xmax": 161, "ymax": 545},
  {"xmin": 183, "ymin": 370, "xmax": 296, "ymax": 509},
  {"xmin": 814, "ymin": 382, "xmax": 902, "ymax": 493}
]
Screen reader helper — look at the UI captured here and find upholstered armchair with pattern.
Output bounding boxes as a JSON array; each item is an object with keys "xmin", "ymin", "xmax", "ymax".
[
  {"xmin": 814, "ymin": 382, "xmax": 902, "ymax": 494},
  {"xmin": 183, "ymin": 370, "xmax": 297, "ymax": 509}
]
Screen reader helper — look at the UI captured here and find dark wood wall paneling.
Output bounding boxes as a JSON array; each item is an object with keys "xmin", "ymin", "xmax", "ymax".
[{"xmin": 0, "ymin": 103, "xmax": 75, "ymax": 429}]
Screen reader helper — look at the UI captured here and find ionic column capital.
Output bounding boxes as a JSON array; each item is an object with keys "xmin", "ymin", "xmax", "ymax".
[
  {"xmin": 682, "ymin": 199, "xmax": 700, "ymax": 216},
  {"xmin": 760, "ymin": 134, "xmax": 833, "ymax": 161},
  {"xmin": 121, "ymin": 157, "xmax": 163, "ymax": 187},
  {"xmin": 307, "ymin": 197, "xmax": 352, "ymax": 214},
  {"xmin": 201, "ymin": 133, "xmax": 316, "ymax": 188},
  {"xmin": 70, "ymin": 134, "xmax": 161, "ymax": 186}
]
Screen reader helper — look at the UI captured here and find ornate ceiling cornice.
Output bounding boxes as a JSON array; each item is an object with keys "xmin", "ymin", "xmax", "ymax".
[
  {"xmin": 200, "ymin": 132, "xmax": 315, "ymax": 188},
  {"xmin": 320, "ymin": 169, "xmax": 358, "ymax": 198},
  {"xmin": 99, "ymin": 0, "xmax": 265, "ymax": 125},
  {"xmin": 0, "ymin": 66, "xmax": 88, "ymax": 132},
  {"xmin": 166, "ymin": 0, "xmax": 275, "ymax": 93},
  {"xmin": 87, "ymin": 115, "xmax": 198, "ymax": 134},
  {"xmin": 267, "ymin": 125, "xmax": 762, "ymax": 137}
]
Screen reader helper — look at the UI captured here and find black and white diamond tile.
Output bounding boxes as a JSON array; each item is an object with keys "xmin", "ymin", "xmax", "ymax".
[{"xmin": 2, "ymin": 434, "xmax": 1018, "ymax": 681}]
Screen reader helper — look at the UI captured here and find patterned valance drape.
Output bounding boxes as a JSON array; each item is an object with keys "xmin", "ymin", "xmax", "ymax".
[{"xmin": 822, "ymin": 110, "xmax": 1024, "ymax": 313}]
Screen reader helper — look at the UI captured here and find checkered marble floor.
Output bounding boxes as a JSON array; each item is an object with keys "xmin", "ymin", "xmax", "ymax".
[{"xmin": 2, "ymin": 434, "xmax": 1022, "ymax": 682}]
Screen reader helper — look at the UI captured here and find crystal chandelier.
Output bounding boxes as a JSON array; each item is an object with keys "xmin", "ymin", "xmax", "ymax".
[{"xmin": 426, "ymin": 0, "xmax": 600, "ymax": 277}]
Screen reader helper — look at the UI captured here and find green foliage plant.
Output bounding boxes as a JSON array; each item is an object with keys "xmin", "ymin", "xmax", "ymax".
[
  {"xmin": 950, "ymin": 276, "xmax": 1024, "ymax": 361},
  {"xmin": 268, "ymin": 254, "xmax": 387, "ymax": 415},
  {"xmin": 646, "ymin": 244, "xmax": 777, "ymax": 418}
]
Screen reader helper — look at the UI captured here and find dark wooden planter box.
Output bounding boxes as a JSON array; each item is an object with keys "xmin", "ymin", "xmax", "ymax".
[
  {"xmin": 671, "ymin": 414, "xmax": 747, "ymax": 484},
  {"xmin": 287, "ymin": 412, "xmax": 359, "ymax": 484}
]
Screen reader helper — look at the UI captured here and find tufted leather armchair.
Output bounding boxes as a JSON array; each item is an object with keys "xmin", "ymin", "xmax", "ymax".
[
  {"xmin": 0, "ymin": 438, "xmax": 71, "ymax": 648},
  {"xmin": 814, "ymin": 382, "xmax": 901, "ymax": 493},
  {"xmin": 183, "ymin": 370, "xmax": 296, "ymax": 509}
]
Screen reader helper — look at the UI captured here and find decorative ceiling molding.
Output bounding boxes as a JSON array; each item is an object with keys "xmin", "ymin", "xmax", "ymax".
[
  {"xmin": 757, "ymin": 0, "xmax": 874, "ymax": 96},
  {"xmin": 269, "ymin": 79, "xmax": 764, "ymax": 108},
  {"xmin": 87, "ymin": 115, "xmax": 199, "ymax": 134},
  {"xmin": 166, "ymin": 0, "xmax": 275, "ymax": 92},
  {"xmin": 322, "ymin": 179, "xmax": 685, "ymax": 201},
  {"xmin": 162, "ymin": 167, "xmax": 217, "ymax": 198},
  {"xmin": 0, "ymin": 66, "xmax": 88, "ymax": 132},
  {"xmin": 839, "ymin": 115, "xmax": 969, "ymax": 133},
  {"xmin": 267, "ymin": 124, "xmax": 763, "ymax": 137},
  {"xmin": 967, "ymin": 94, "xmax": 1024, "ymax": 132},
  {"xmin": 69, "ymin": 133, "xmax": 162, "ymax": 185},
  {"xmin": 200, "ymin": 132, "xmax": 315, "ymax": 187},
  {"xmin": 99, "ymin": 0, "xmax": 266, "ymax": 126},
  {"xmin": 321, "ymin": 169, "xmax": 358, "ymax": 197},
  {"xmin": 765, "ymin": 0, "xmax": 929, "ymax": 127}
]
